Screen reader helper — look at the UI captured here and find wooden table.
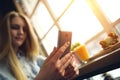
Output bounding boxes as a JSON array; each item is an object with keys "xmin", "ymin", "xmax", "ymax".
[{"xmin": 74, "ymin": 46, "xmax": 120, "ymax": 80}]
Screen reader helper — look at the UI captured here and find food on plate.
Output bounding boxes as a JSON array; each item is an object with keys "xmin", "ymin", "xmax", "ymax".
[{"xmin": 99, "ymin": 32, "xmax": 119, "ymax": 50}]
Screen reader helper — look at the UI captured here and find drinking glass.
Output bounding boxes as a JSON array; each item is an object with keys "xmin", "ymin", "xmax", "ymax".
[{"xmin": 73, "ymin": 44, "xmax": 90, "ymax": 62}]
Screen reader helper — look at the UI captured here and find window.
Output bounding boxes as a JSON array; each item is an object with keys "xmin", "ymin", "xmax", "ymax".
[
  {"xmin": 30, "ymin": 0, "xmax": 104, "ymax": 55},
  {"xmin": 41, "ymin": 26, "xmax": 58, "ymax": 54},
  {"xmin": 15, "ymin": 0, "xmax": 119, "ymax": 56},
  {"xmin": 59, "ymin": 0, "xmax": 103, "ymax": 44},
  {"xmin": 96, "ymin": 0, "xmax": 120, "ymax": 22}
]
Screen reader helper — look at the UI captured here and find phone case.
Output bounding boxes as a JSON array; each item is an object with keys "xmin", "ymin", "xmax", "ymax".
[{"xmin": 57, "ymin": 30, "xmax": 72, "ymax": 58}]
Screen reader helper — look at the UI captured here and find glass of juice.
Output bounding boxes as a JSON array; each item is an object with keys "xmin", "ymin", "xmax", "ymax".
[{"xmin": 73, "ymin": 44, "xmax": 89, "ymax": 62}]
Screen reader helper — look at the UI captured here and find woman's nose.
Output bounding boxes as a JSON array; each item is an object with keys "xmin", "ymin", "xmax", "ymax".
[{"xmin": 18, "ymin": 27, "xmax": 24, "ymax": 34}]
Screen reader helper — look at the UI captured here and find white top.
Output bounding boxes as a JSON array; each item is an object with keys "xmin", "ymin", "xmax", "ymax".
[{"xmin": 0, "ymin": 51, "xmax": 46, "ymax": 80}]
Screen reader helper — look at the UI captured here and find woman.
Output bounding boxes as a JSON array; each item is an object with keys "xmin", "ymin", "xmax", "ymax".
[{"xmin": 0, "ymin": 11, "xmax": 79, "ymax": 80}]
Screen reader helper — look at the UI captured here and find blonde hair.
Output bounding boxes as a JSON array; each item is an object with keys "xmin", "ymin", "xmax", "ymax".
[{"xmin": 0, "ymin": 11, "xmax": 40, "ymax": 80}]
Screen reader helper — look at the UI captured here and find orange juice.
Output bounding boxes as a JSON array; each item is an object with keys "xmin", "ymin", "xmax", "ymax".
[{"xmin": 73, "ymin": 45, "xmax": 89, "ymax": 61}]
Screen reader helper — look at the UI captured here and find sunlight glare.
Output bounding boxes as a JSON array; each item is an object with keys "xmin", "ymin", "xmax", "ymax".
[
  {"xmin": 59, "ymin": 0, "xmax": 103, "ymax": 44},
  {"xmin": 96, "ymin": 0, "xmax": 120, "ymax": 22}
]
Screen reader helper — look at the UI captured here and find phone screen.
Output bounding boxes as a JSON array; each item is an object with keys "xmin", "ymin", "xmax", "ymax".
[{"xmin": 57, "ymin": 30, "xmax": 72, "ymax": 58}]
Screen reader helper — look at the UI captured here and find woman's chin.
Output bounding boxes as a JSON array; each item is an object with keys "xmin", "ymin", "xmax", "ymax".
[{"xmin": 13, "ymin": 42, "xmax": 23, "ymax": 47}]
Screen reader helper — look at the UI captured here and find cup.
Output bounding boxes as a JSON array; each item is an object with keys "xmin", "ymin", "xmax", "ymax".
[{"xmin": 73, "ymin": 44, "xmax": 89, "ymax": 61}]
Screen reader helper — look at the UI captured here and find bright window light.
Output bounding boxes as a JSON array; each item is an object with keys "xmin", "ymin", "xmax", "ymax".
[
  {"xmin": 31, "ymin": 0, "xmax": 104, "ymax": 55},
  {"xmin": 59, "ymin": 0, "xmax": 103, "ymax": 44},
  {"xmin": 47, "ymin": 0, "xmax": 73, "ymax": 17},
  {"xmin": 42, "ymin": 26, "xmax": 58, "ymax": 54},
  {"xmin": 96, "ymin": 0, "xmax": 120, "ymax": 22},
  {"xmin": 31, "ymin": 2, "xmax": 54, "ymax": 38}
]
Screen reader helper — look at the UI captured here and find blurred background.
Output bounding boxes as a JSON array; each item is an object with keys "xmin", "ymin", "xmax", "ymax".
[{"xmin": 0, "ymin": 0, "xmax": 120, "ymax": 80}]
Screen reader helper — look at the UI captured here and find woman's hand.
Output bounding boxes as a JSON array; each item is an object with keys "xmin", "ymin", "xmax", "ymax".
[
  {"xmin": 64, "ymin": 58, "xmax": 79, "ymax": 80},
  {"xmin": 35, "ymin": 42, "xmax": 79, "ymax": 80}
]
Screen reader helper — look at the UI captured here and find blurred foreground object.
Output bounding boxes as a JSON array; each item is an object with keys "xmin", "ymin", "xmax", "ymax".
[{"xmin": 102, "ymin": 73, "xmax": 114, "ymax": 80}]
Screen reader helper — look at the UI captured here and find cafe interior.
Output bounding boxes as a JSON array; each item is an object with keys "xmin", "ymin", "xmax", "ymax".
[{"xmin": 0, "ymin": 0, "xmax": 120, "ymax": 80}]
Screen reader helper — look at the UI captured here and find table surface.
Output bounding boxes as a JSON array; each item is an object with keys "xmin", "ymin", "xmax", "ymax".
[{"xmin": 74, "ymin": 45, "xmax": 120, "ymax": 80}]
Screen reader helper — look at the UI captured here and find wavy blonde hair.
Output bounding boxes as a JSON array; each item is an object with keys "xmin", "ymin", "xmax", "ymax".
[{"xmin": 0, "ymin": 11, "xmax": 40, "ymax": 80}]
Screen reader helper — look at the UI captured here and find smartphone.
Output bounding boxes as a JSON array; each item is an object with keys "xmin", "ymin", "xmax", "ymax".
[{"xmin": 57, "ymin": 30, "xmax": 72, "ymax": 58}]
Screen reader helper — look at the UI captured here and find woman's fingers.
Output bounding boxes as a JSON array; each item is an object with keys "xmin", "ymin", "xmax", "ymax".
[
  {"xmin": 64, "ymin": 63, "xmax": 79, "ymax": 80},
  {"xmin": 64, "ymin": 65, "xmax": 74, "ymax": 78},
  {"xmin": 53, "ymin": 42, "xmax": 70, "ymax": 60},
  {"xmin": 44, "ymin": 42, "xmax": 70, "ymax": 65},
  {"xmin": 63, "ymin": 55, "xmax": 79, "ymax": 80},
  {"xmin": 59, "ymin": 52, "xmax": 73, "ymax": 71},
  {"xmin": 44, "ymin": 47, "xmax": 57, "ymax": 64}
]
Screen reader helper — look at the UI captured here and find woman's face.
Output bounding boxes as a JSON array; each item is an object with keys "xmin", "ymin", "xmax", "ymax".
[{"xmin": 10, "ymin": 16, "xmax": 27, "ymax": 48}]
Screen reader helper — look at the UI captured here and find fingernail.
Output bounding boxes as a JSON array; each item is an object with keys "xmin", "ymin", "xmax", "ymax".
[
  {"xmin": 53, "ymin": 47, "xmax": 56, "ymax": 49},
  {"xmin": 66, "ymin": 41, "xmax": 70, "ymax": 45}
]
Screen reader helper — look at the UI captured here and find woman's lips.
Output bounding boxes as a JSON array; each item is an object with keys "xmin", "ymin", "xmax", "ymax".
[{"xmin": 15, "ymin": 37, "xmax": 24, "ymax": 41}]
